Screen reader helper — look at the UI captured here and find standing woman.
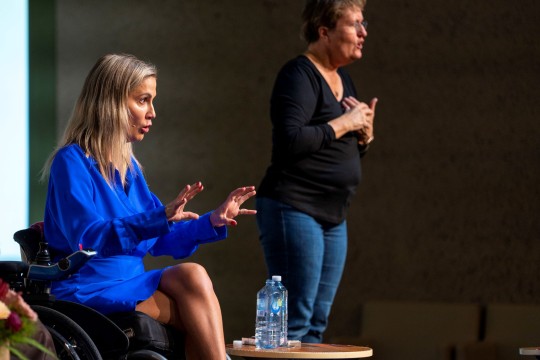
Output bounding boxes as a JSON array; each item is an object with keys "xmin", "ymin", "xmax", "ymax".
[
  {"xmin": 42, "ymin": 54, "xmax": 256, "ymax": 359},
  {"xmin": 256, "ymin": 0, "xmax": 377, "ymax": 343}
]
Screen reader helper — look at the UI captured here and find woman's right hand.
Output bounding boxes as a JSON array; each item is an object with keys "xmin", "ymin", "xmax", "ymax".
[
  {"xmin": 344, "ymin": 97, "xmax": 378, "ymax": 144},
  {"xmin": 165, "ymin": 182, "xmax": 204, "ymax": 222},
  {"xmin": 330, "ymin": 96, "xmax": 377, "ymax": 139}
]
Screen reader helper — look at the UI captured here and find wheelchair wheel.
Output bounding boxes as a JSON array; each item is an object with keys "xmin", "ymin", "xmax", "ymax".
[{"xmin": 32, "ymin": 305, "xmax": 103, "ymax": 360}]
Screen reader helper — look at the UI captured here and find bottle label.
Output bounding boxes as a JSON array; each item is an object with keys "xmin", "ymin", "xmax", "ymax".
[{"xmin": 271, "ymin": 298, "xmax": 282, "ymax": 314}]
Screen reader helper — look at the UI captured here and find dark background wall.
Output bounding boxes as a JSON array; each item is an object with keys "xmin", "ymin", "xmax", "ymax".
[{"xmin": 29, "ymin": 0, "xmax": 540, "ymax": 343}]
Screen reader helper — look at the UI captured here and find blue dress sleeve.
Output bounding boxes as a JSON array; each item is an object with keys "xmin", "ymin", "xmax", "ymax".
[
  {"xmin": 44, "ymin": 145, "xmax": 227, "ymax": 258},
  {"xmin": 45, "ymin": 146, "xmax": 227, "ymax": 259},
  {"xmin": 151, "ymin": 212, "xmax": 227, "ymax": 259},
  {"xmin": 45, "ymin": 147, "xmax": 172, "ymax": 256}
]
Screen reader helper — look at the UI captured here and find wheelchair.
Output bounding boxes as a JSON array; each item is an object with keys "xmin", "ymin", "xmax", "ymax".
[{"xmin": 0, "ymin": 223, "xmax": 186, "ymax": 360}]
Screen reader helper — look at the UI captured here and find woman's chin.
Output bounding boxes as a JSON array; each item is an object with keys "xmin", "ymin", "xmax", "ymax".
[{"xmin": 127, "ymin": 134, "xmax": 145, "ymax": 143}]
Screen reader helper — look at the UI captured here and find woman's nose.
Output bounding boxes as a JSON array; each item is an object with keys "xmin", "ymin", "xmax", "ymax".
[{"xmin": 148, "ymin": 103, "xmax": 156, "ymax": 118}]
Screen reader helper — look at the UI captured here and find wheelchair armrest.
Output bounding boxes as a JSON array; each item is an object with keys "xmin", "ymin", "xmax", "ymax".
[{"xmin": 28, "ymin": 249, "xmax": 97, "ymax": 281}]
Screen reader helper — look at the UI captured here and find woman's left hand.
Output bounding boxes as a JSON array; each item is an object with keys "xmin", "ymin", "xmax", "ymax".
[
  {"xmin": 342, "ymin": 96, "xmax": 378, "ymax": 145},
  {"xmin": 210, "ymin": 186, "xmax": 257, "ymax": 227}
]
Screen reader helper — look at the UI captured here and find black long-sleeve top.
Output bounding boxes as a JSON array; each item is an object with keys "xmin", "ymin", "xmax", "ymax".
[{"xmin": 258, "ymin": 55, "xmax": 366, "ymax": 224}]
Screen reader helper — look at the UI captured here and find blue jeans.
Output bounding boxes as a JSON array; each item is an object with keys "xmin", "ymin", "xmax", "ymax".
[{"xmin": 256, "ymin": 197, "xmax": 348, "ymax": 343}]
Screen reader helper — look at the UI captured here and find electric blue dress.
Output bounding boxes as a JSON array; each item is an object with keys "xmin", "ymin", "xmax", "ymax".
[{"xmin": 44, "ymin": 144, "xmax": 227, "ymax": 314}]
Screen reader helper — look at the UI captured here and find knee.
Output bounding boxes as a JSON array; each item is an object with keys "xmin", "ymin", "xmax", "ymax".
[{"xmin": 165, "ymin": 263, "xmax": 214, "ymax": 296}]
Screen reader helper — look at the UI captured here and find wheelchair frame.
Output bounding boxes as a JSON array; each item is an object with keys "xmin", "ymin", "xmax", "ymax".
[{"xmin": 0, "ymin": 223, "xmax": 186, "ymax": 360}]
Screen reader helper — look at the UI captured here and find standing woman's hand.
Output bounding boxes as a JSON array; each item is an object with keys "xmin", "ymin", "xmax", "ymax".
[
  {"xmin": 342, "ymin": 97, "xmax": 378, "ymax": 145},
  {"xmin": 210, "ymin": 186, "xmax": 257, "ymax": 227},
  {"xmin": 165, "ymin": 182, "xmax": 204, "ymax": 222}
]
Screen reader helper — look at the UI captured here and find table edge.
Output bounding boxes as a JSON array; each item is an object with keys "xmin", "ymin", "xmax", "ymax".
[
  {"xmin": 226, "ymin": 344, "xmax": 373, "ymax": 359},
  {"xmin": 519, "ymin": 347, "xmax": 540, "ymax": 355}
]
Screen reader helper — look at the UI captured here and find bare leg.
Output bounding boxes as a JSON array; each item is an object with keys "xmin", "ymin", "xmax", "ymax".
[{"xmin": 136, "ymin": 263, "xmax": 226, "ymax": 360}]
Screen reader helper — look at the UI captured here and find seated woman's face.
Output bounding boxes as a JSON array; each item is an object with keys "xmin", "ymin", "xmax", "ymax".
[{"xmin": 127, "ymin": 76, "xmax": 157, "ymax": 143}]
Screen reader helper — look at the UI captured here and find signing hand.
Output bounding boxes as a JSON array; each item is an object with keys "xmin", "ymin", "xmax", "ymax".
[
  {"xmin": 210, "ymin": 186, "xmax": 257, "ymax": 227},
  {"xmin": 342, "ymin": 96, "xmax": 378, "ymax": 145},
  {"xmin": 165, "ymin": 182, "xmax": 204, "ymax": 222}
]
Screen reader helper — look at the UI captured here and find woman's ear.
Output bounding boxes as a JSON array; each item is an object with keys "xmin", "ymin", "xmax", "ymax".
[{"xmin": 318, "ymin": 26, "xmax": 329, "ymax": 39}]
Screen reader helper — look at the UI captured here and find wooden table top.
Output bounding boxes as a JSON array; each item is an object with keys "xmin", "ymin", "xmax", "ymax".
[
  {"xmin": 226, "ymin": 343, "xmax": 373, "ymax": 359},
  {"xmin": 519, "ymin": 347, "xmax": 540, "ymax": 356}
]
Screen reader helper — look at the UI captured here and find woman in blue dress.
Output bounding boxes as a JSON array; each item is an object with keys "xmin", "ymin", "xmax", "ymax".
[{"xmin": 42, "ymin": 53, "xmax": 256, "ymax": 359}]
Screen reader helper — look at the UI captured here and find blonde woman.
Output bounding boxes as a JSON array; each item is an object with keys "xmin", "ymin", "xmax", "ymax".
[{"xmin": 43, "ymin": 54, "xmax": 256, "ymax": 359}]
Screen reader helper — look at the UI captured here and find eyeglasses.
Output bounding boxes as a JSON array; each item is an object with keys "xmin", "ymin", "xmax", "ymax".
[{"xmin": 354, "ymin": 20, "xmax": 368, "ymax": 32}]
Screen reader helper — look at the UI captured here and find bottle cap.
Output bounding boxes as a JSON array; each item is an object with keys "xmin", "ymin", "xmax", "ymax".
[{"xmin": 272, "ymin": 275, "xmax": 282, "ymax": 281}]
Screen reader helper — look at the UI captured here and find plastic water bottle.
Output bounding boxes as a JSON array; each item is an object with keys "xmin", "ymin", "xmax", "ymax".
[
  {"xmin": 272, "ymin": 275, "xmax": 288, "ymax": 346},
  {"xmin": 255, "ymin": 279, "xmax": 281, "ymax": 349}
]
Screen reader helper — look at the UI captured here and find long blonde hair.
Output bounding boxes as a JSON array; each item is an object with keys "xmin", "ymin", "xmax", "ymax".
[{"xmin": 42, "ymin": 54, "xmax": 157, "ymax": 186}]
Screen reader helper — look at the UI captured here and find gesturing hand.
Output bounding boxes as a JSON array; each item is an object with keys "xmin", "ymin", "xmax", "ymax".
[
  {"xmin": 210, "ymin": 186, "xmax": 257, "ymax": 227},
  {"xmin": 165, "ymin": 182, "xmax": 204, "ymax": 222},
  {"xmin": 341, "ymin": 96, "xmax": 378, "ymax": 144}
]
